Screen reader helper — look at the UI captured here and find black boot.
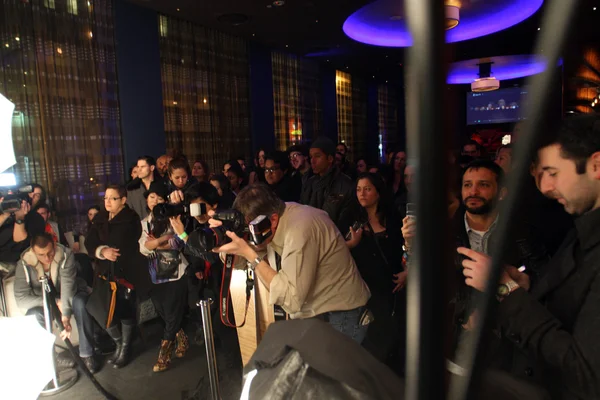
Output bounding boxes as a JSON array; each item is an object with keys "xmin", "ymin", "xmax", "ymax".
[
  {"xmin": 113, "ymin": 322, "xmax": 134, "ymax": 369},
  {"xmin": 105, "ymin": 325, "xmax": 122, "ymax": 365}
]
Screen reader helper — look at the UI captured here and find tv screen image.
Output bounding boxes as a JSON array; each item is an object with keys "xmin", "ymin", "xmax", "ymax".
[{"xmin": 466, "ymin": 87, "xmax": 528, "ymax": 125}]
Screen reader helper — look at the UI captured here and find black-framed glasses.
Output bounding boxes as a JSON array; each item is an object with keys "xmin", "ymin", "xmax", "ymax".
[
  {"xmin": 103, "ymin": 196, "xmax": 123, "ymax": 202},
  {"xmin": 265, "ymin": 166, "xmax": 281, "ymax": 174}
]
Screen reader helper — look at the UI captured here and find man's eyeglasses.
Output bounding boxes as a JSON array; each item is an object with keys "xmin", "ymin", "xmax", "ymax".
[
  {"xmin": 265, "ymin": 166, "xmax": 281, "ymax": 174},
  {"xmin": 289, "ymin": 153, "xmax": 302, "ymax": 160},
  {"xmin": 104, "ymin": 197, "xmax": 123, "ymax": 202}
]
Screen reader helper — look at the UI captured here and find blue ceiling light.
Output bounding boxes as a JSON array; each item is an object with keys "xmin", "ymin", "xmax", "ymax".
[
  {"xmin": 343, "ymin": 0, "xmax": 544, "ymax": 47},
  {"xmin": 447, "ymin": 55, "xmax": 556, "ymax": 84}
]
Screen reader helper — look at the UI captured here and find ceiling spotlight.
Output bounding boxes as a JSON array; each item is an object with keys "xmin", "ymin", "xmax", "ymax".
[
  {"xmin": 173, "ymin": 101, "xmax": 178, "ymax": 105},
  {"xmin": 15, "ymin": 37, "xmax": 20, "ymax": 41},
  {"xmin": 594, "ymin": 7, "xmax": 597, "ymax": 10},
  {"xmin": 176, "ymin": 8, "xmax": 180, "ymax": 11},
  {"xmin": 203, "ymin": 98, "xmax": 207, "ymax": 104},
  {"xmin": 285, "ymin": 44, "xmax": 288, "ymax": 48},
  {"xmin": 88, "ymin": 31, "xmax": 93, "ymax": 38},
  {"xmin": 57, "ymin": 47, "xmax": 63, "ymax": 54},
  {"xmin": 445, "ymin": 5, "xmax": 460, "ymax": 30},
  {"xmin": 4, "ymin": 43, "xmax": 8, "ymax": 48},
  {"xmin": 537, "ymin": 27, "xmax": 541, "ymax": 30},
  {"xmin": 272, "ymin": 1, "xmax": 285, "ymax": 6}
]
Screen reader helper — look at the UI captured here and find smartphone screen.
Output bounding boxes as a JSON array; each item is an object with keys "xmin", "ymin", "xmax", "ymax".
[{"xmin": 406, "ymin": 203, "xmax": 417, "ymax": 219}]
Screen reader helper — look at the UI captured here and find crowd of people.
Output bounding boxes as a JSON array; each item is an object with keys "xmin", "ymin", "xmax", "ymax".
[{"xmin": 1, "ymin": 114, "xmax": 600, "ymax": 399}]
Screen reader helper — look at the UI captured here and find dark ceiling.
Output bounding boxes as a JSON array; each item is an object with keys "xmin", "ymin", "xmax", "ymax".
[{"xmin": 129, "ymin": 0, "xmax": 599, "ymax": 84}]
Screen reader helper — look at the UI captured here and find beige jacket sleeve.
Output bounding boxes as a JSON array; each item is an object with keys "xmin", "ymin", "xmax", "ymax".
[{"xmin": 268, "ymin": 230, "xmax": 319, "ymax": 314}]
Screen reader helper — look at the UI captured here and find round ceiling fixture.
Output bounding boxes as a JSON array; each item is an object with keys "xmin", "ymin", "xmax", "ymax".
[
  {"xmin": 447, "ymin": 55, "xmax": 556, "ymax": 85},
  {"xmin": 445, "ymin": 5, "xmax": 460, "ymax": 30},
  {"xmin": 272, "ymin": 1, "xmax": 285, "ymax": 6},
  {"xmin": 343, "ymin": 0, "xmax": 544, "ymax": 47}
]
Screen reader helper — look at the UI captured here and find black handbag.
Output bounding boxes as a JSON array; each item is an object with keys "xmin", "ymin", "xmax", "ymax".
[
  {"xmin": 85, "ymin": 262, "xmax": 118, "ymax": 328},
  {"xmin": 154, "ymin": 249, "xmax": 181, "ymax": 280}
]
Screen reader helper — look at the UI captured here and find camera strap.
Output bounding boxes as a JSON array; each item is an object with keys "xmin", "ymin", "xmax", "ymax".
[{"xmin": 219, "ymin": 254, "xmax": 253, "ymax": 328}]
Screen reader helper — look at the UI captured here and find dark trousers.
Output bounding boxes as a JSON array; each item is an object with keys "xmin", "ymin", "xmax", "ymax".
[
  {"xmin": 150, "ymin": 278, "xmax": 187, "ymax": 341},
  {"xmin": 27, "ymin": 292, "xmax": 96, "ymax": 357}
]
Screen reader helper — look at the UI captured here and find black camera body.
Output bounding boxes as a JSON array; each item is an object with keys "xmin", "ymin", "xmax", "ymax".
[
  {"xmin": 186, "ymin": 209, "xmax": 272, "ymax": 257},
  {"xmin": 152, "ymin": 202, "xmax": 207, "ymax": 223},
  {"xmin": 0, "ymin": 185, "xmax": 33, "ymax": 213}
]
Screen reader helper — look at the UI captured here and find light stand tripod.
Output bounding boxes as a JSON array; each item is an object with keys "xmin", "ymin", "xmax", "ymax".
[
  {"xmin": 38, "ymin": 275, "xmax": 79, "ymax": 396},
  {"xmin": 38, "ymin": 275, "xmax": 118, "ymax": 399}
]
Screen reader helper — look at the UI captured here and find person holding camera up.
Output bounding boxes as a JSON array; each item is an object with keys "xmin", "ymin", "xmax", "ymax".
[
  {"xmin": 205, "ymin": 184, "xmax": 371, "ymax": 343},
  {"xmin": 139, "ymin": 181, "xmax": 189, "ymax": 373},
  {"xmin": 0, "ymin": 192, "xmax": 45, "ymax": 266},
  {"xmin": 166, "ymin": 157, "xmax": 195, "ymax": 205},
  {"xmin": 86, "ymin": 184, "xmax": 151, "ymax": 369}
]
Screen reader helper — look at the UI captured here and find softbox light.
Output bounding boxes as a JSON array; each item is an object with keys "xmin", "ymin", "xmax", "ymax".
[
  {"xmin": 0, "ymin": 93, "xmax": 17, "ymax": 174},
  {"xmin": 0, "ymin": 316, "xmax": 56, "ymax": 399}
]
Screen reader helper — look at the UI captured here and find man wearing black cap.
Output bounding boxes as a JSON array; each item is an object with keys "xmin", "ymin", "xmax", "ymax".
[
  {"xmin": 288, "ymin": 144, "xmax": 312, "ymax": 186},
  {"xmin": 300, "ymin": 137, "xmax": 355, "ymax": 232}
]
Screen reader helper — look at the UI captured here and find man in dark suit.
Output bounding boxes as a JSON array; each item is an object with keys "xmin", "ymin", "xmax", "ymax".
[{"xmin": 458, "ymin": 115, "xmax": 600, "ymax": 399}]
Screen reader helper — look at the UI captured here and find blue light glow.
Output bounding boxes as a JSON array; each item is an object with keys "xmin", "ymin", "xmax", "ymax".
[
  {"xmin": 343, "ymin": 0, "xmax": 544, "ymax": 47},
  {"xmin": 447, "ymin": 55, "xmax": 558, "ymax": 83}
]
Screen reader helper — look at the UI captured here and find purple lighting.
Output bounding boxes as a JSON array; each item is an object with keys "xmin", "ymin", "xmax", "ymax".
[
  {"xmin": 343, "ymin": 0, "xmax": 544, "ymax": 47},
  {"xmin": 447, "ymin": 55, "xmax": 557, "ymax": 84}
]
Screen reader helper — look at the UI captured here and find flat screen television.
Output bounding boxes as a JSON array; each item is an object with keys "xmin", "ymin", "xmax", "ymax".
[{"xmin": 466, "ymin": 87, "xmax": 528, "ymax": 125}]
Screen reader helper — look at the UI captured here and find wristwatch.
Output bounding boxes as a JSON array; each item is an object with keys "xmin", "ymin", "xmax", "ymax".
[
  {"xmin": 15, "ymin": 219, "xmax": 24, "ymax": 225},
  {"xmin": 247, "ymin": 256, "xmax": 264, "ymax": 271},
  {"xmin": 497, "ymin": 280, "xmax": 520, "ymax": 298}
]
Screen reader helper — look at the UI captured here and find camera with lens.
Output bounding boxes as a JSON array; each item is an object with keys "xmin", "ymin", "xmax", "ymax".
[
  {"xmin": 152, "ymin": 202, "xmax": 207, "ymax": 223},
  {"xmin": 0, "ymin": 185, "xmax": 33, "ymax": 214},
  {"xmin": 187, "ymin": 209, "xmax": 272, "ymax": 256}
]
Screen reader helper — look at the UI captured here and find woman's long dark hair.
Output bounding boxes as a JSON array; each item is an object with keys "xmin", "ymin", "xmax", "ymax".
[{"xmin": 356, "ymin": 172, "xmax": 392, "ymax": 227}]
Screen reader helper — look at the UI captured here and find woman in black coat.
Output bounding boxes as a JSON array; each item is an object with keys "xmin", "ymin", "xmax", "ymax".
[{"xmin": 86, "ymin": 184, "xmax": 151, "ymax": 369}]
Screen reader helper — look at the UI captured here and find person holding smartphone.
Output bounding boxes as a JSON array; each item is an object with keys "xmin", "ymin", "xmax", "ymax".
[{"xmin": 342, "ymin": 173, "xmax": 406, "ymax": 372}]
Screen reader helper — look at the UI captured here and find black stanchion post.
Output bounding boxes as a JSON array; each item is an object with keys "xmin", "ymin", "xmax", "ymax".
[
  {"xmin": 403, "ymin": 0, "xmax": 449, "ymax": 399},
  {"xmin": 198, "ymin": 299, "xmax": 221, "ymax": 400}
]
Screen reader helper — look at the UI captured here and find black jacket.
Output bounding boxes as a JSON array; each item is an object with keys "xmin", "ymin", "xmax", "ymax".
[
  {"xmin": 494, "ymin": 207, "xmax": 600, "ymax": 399},
  {"xmin": 0, "ymin": 212, "xmax": 45, "ymax": 264},
  {"xmin": 270, "ymin": 173, "xmax": 302, "ymax": 202},
  {"xmin": 300, "ymin": 167, "xmax": 356, "ymax": 232},
  {"xmin": 85, "ymin": 205, "xmax": 151, "ymax": 299},
  {"xmin": 451, "ymin": 208, "xmax": 549, "ymax": 371}
]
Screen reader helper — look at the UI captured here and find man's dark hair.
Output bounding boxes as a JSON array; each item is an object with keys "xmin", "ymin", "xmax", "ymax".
[
  {"xmin": 210, "ymin": 174, "xmax": 231, "ymax": 191},
  {"xmin": 185, "ymin": 182, "xmax": 220, "ymax": 207},
  {"xmin": 227, "ymin": 161, "xmax": 245, "ymax": 179},
  {"xmin": 106, "ymin": 184, "xmax": 127, "ymax": 198},
  {"xmin": 168, "ymin": 157, "xmax": 192, "ymax": 178},
  {"xmin": 265, "ymin": 151, "xmax": 291, "ymax": 172},
  {"xmin": 236, "ymin": 156, "xmax": 246, "ymax": 162},
  {"xmin": 287, "ymin": 144, "xmax": 308, "ymax": 157},
  {"xmin": 33, "ymin": 202, "xmax": 51, "ymax": 214},
  {"xmin": 233, "ymin": 183, "xmax": 286, "ymax": 222},
  {"xmin": 463, "ymin": 159, "xmax": 505, "ymax": 186},
  {"xmin": 337, "ymin": 142, "xmax": 348, "ymax": 151},
  {"xmin": 137, "ymin": 155, "xmax": 156, "ymax": 166},
  {"xmin": 31, "ymin": 232, "xmax": 55, "ymax": 249},
  {"xmin": 551, "ymin": 115, "xmax": 600, "ymax": 174}
]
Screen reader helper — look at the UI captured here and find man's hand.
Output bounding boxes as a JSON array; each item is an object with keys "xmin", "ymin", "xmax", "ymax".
[
  {"xmin": 60, "ymin": 315, "xmax": 72, "ymax": 341},
  {"xmin": 457, "ymin": 247, "xmax": 514, "ymax": 292},
  {"xmin": 505, "ymin": 266, "xmax": 531, "ymax": 291},
  {"xmin": 72, "ymin": 242, "xmax": 81, "ymax": 253},
  {"xmin": 169, "ymin": 190, "xmax": 185, "ymax": 205},
  {"xmin": 212, "ymin": 231, "xmax": 255, "ymax": 261},
  {"xmin": 101, "ymin": 247, "xmax": 121, "ymax": 262},
  {"xmin": 195, "ymin": 271, "xmax": 204, "ymax": 280},
  {"xmin": 401, "ymin": 216, "xmax": 416, "ymax": 251},
  {"xmin": 393, "ymin": 270, "xmax": 408, "ymax": 293},
  {"xmin": 13, "ymin": 200, "xmax": 30, "ymax": 220}
]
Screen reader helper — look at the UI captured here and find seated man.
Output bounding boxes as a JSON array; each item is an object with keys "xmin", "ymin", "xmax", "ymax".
[
  {"xmin": 13, "ymin": 233, "xmax": 99, "ymax": 373},
  {"xmin": 208, "ymin": 184, "xmax": 371, "ymax": 343}
]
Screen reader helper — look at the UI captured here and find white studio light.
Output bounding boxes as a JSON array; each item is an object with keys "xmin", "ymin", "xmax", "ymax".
[
  {"xmin": 0, "ymin": 93, "xmax": 17, "ymax": 173},
  {"xmin": 0, "ymin": 316, "xmax": 56, "ymax": 399}
]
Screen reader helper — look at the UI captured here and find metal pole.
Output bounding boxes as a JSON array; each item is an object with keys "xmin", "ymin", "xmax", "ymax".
[
  {"xmin": 40, "ymin": 275, "xmax": 60, "ymax": 390},
  {"xmin": 198, "ymin": 299, "xmax": 221, "ymax": 400},
  {"xmin": 403, "ymin": 0, "xmax": 449, "ymax": 398},
  {"xmin": 448, "ymin": 0, "xmax": 582, "ymax": 399}
]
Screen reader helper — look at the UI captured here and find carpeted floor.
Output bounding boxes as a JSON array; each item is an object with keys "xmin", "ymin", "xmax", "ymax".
[{"xmin": 47, "ymin": 318, "xmax": 243, "ymax": 400}]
